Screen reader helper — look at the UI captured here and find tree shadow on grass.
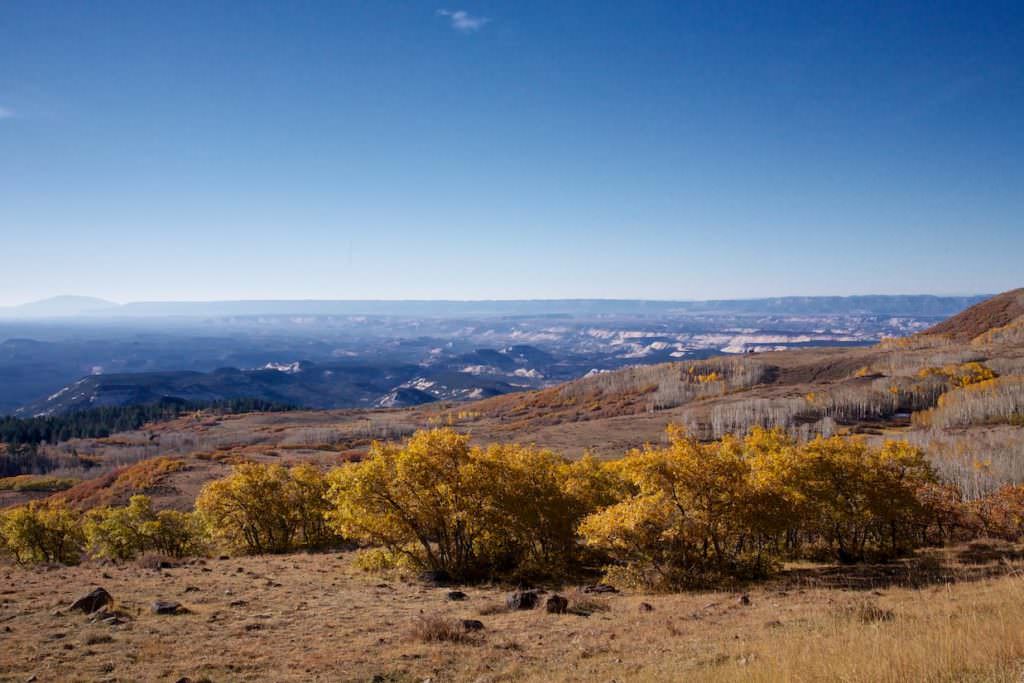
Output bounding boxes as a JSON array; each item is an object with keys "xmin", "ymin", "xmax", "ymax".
[{"xmin": 775, "ymin": 540, "xmax": 1024, "ymax": 592}]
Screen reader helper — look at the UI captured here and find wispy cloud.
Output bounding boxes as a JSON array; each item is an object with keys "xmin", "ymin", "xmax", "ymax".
[
  {"xmin": 0, "ymin": 106, "xmax": 14, "ymax": 120},
  {"xmin": 437, "ymin": 9, "xmax": 490, "ymax": 33}
]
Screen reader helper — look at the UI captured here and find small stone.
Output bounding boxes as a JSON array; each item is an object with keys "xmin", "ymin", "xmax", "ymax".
[
  {"xmin": 506, "ymin": 590, "xmax": 539, "ymax": 610},
  {"xmin": 89, "ymin": 606, "xmax": 132, "ymax": 626},
  {"xmin": 152, "ymin": 601, "xmax": 187, "ymax": 615},
  {"xmin": 545, "ymin": 595, "xmax": 569, "ymax": 614},
  {"xmin": 639, "ymin": 602, "xmax": 655, "ymax": 612},
  {"xmin": 461, "ymin": 619, "xmax": 484, "ymax": 632},
  {"xmin": 446, "ymin": 591, "xmax": 468, "ymax": 601},
  {"xmin": 738, "ymin": 594, "xmax": 751, "ymax": 606},
  {"xmin": 70, "ymin": 588, "xmax": 112, "ymax": 614}
]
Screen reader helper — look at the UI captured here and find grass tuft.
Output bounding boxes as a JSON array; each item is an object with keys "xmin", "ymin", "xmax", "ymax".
[{"xmin": 409, "ymin": 615, "xmax": 480, "ymax": 644}]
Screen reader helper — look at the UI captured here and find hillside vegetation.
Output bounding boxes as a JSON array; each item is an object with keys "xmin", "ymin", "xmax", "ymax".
[
  {"xmin": 4, "ymin": 426, "xmax": 1024, "ymax": 588},
  {"xmin": 923, "ymin": 287, "xmax": 1024, "ymax": 342},
  {"xmin": 4, "ymin": 425, "xmax": 1024, "ymax": 682}
]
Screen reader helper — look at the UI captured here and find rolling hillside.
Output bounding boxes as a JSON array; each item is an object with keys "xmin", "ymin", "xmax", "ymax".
[{"xmin": 923, "ymin": 288, "xmax": 1024, "ymax": 342}]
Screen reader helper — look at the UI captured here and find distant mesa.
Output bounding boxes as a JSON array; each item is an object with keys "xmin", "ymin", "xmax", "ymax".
[{"xmin": 0, "ymin": 295, "xmax": 118, "ymax": 318}]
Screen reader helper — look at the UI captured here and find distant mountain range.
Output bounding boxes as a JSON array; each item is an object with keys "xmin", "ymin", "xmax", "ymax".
[
  {"xmin": 0, "ymin": 296, "xmax": 119, "ymax": 318},
  {"xmin": 0, "ymin": 294, "xmax": 992, "ymax": 319},
  {"xmin": 0, "ymin": 293, "xmax": 996, "ymax": 417}
]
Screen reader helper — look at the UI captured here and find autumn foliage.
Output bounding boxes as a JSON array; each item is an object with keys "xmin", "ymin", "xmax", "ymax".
[
  {"xmin": 0, "ymin": 501, "xmax": 85, "ymax": 564},
  {"xmin": 324, "ymin": 429, "xmax": 616, "ymax": 580},
  {"xmin": 578, "ymin": 428, "xmax": 937, "ymax": 588},
  {"xmin": 5, "ymin": 426, "xmax": 1024, "ymax": 590},
  {"xmin": 195, "ymin": 462, "xmax": 336, "ymax": 554},
  {"xmin": 84, "ymin": 494, "xmax": 207, "ymax": 560}
]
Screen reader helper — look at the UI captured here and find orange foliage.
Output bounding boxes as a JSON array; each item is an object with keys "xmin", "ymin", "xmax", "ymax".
[{"xmin": 51, "ymin": 457, "xmax": 187, "ymax": 510}]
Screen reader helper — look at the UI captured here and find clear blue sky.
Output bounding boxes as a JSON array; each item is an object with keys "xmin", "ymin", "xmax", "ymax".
[{"xmin": 1, "ymin": 1, "xmax": 1022, "ymax": 305}]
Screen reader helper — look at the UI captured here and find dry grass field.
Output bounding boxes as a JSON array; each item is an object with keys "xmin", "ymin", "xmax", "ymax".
[{"xmin": 3, "ymin": 542, "xmax": 1024, "ymax": 683}]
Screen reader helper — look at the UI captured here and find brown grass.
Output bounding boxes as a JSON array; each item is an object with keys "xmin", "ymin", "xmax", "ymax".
[
  {"xmin": 409, "ymin": 614, "xmax": 481, "ymax": 644},
  {"xmin": 3, "ymin": 544, "xmax": 1024, "ymax": 682},
  {"xmin": 924, "ymin": 288, "xmax": 1024, "ymax": 343}
]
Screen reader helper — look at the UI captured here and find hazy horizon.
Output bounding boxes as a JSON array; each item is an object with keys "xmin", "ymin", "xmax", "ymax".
[{"xmin": 1, "ymin": 290, "xmax": 998, "ymax": 310}]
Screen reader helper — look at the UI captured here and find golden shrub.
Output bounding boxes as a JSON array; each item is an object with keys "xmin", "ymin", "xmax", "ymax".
[
  {"xmin": 579, "ymin": 427, "xmax": 937, "ymax": 587},
  {"xmin": 325, "ymin": 428, "xmax": 613, "ymax": 580},
  {"xmin": 196, "ymin": 462, "xmax": 337, "ymax": 554},
  {"xmin": 84, "ymin": 494, "xmax": 207, "ymax": 560},
  {"xmin": 0, "ymin": 501, "xmax": 85, "ymax": 565}
]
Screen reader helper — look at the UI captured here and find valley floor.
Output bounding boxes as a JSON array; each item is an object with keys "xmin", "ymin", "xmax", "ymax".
[{"xmin": 2, "ymin": 543, "xmax": 1024, "ymax": 682}]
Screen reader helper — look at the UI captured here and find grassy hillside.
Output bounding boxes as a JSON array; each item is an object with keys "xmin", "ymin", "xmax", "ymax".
[{"xmin": 924, "ymin": 287, "xmax": 1024, "ymax": 342}]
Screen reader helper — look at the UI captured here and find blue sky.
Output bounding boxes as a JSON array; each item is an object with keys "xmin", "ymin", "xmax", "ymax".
[{"xmin": 1, "ymin": 1, "xmax": 1022, "ymax": 305}]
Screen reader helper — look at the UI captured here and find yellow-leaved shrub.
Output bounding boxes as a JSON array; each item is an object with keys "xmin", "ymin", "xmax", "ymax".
[
  {"xmin": 84, "ymin": 494, "xmax": 207, "ymax": 560},
  {"xmin": 0, "ymin": 501, "xmax": 85, "ymax": 565},
  {"xmin": 325, "ymin": 428, "xmax": 619, "ymax": 581},
  {"xmin": 579, "ymin": 427, "xmax": 938, "ymax": 588},
  {"xmin": 196, "ymin": 462, "xmax": 336, "ymax": 554}
]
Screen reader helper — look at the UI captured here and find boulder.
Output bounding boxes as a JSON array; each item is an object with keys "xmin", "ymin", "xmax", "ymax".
[
  {"xmin": 446, "ymin": 591, "xmax": 468, "ymax": 601},
  {"xmin": 638, "ymin": 602, "xmax": 655, "ymax": 612},
  {"xmin": 545, "ymin": 595, "xmax": 569, "ymax": 614},
  {"xmin": 461, "ymin": 619, "xmax": 484, "ymax": 632},
  {"xmin": 506, "ymin": 590, "xmax": 539, "ymax": 610},
  {"xmin": 70, "ymin": 588, "xmax": 112, "ymax": 614},
  {"xmin": 582, "ymin": 583, "xmax": 618, "ymax": 594}
]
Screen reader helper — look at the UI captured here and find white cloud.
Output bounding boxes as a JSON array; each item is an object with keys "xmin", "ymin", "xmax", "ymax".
[
  {"xmin": 437, "ymin": 9, "xmax": 490, "ymax": 33},
  {"xmin": 0, "ymin": 107, "xmax": 14, "ymax": 120}
]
